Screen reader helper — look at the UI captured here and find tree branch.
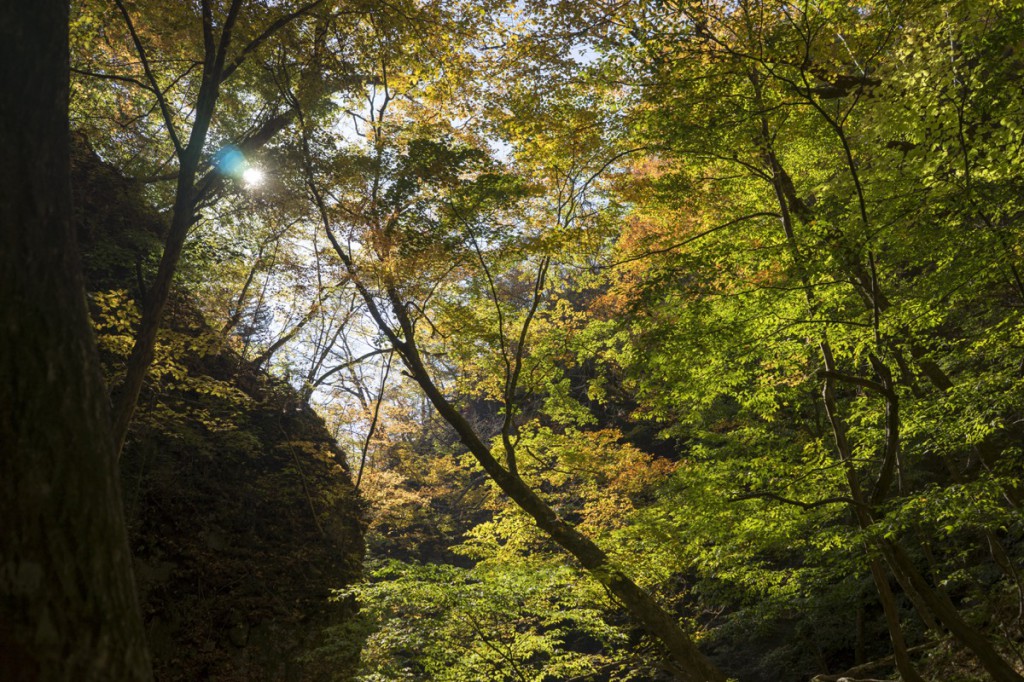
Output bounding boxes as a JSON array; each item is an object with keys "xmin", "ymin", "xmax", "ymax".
[
  {"xmin": 220, "ymin": 1, "xmax": 324, "ymax": 83},
  {"xmin": 112, "ymin": 0, "xmax": 184, "ymax": 156},
  {"xmin": 606, "ymin": 212, "xmax": 780, "ymax": 268},
  {"xmin": 816, "ymin": 369, "xmax": 893, "ymax": 398},
  {"xmin": 729, "ymin": 491, "xmax": 859, "ymax": 511}
]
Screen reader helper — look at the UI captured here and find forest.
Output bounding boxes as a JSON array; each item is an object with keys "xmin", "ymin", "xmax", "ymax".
[{"xmin": 3, "ymin": 0, "xmax": 1024, "ymax": 680}]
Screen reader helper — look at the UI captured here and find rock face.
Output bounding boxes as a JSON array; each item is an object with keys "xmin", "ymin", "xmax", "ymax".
[
  {"xmin": 73, "ymin": 141, "xmax": 366, "ymax": 680},
  {"xmin": 121, "ymin": 342, "xmax": 365, "ymax": 681}
]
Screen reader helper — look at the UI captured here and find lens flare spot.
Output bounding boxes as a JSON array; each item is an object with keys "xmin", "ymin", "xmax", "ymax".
[
  {"xmin": 242, "ymin": 167, "xmax": 264, "ymax": 187},
  {"xmin": 214, "ymin": 145, "xmax": 246, "ymax": 176}
]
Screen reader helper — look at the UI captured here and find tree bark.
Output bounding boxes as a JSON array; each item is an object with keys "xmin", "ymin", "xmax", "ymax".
[
  {"xmin": 0, "ymin": 2, "xmax": 152, "ymax": 678},
  {"xmin": 868, "ymin": 559, "xmax": 925, "ymax": 682}
]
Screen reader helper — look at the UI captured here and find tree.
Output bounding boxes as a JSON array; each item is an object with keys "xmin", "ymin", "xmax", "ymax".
[
  {"xmin": 0, "ymin": 1, "xmax": 151, "ymax": 678},
  {"xmin": 574, "ymin": 0, "xmax": 1024, "ymax": 677},
  {"xmin": 290, "ymin": 14, "xmax": 729, "ymax": 668},
  {"xmin": 71, "ymin": 0, "xmax": 359, "ymax": 457}
]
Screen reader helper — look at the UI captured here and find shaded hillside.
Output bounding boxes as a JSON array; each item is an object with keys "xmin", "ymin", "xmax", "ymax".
[{"xmin": 73, "ymin": 141, "xmax": 366, "ymax": 680}]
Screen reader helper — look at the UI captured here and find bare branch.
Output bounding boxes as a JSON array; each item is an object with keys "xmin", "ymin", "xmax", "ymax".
[
  {"xmin": 112, "ymin": 0, "xmax": 184, "ymax": 156},
  {"xmin": 70, "ymin": 66, "xmax": 152, "ymax": 91},
  {"xmin": 220, "ymin": 1, "xmax": 324, "ymax": 83},
  {"xmin": 605, "ymin": 212, "xmax": 780, "ymax": 268},
  {"xmin": 356, "ymin": 352, "xmax": 393, "ymax": 489},
  {"xmin": 313, "ymin": 347, "xmax": 393, "ymax": 389},
  {"xmin": 729, "ymin": 491, "xmax": 860, "ymax": 511},
  {"xmin": 816, "ymin": 369, "xmax": 893, "ymax": 398}
]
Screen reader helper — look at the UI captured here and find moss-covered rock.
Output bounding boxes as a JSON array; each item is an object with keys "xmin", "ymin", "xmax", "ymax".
[
  {"xmin": 121, "ymin": 338, "xmax": 365, "ymax": 681},
  {"xmin": 73, "ymin": 141, "xmax": 366, "ymax": 681}
]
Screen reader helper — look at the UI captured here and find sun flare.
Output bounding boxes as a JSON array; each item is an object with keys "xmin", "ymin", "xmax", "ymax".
[{"xmin": 242, "ymin": 167, "xmax": 264, "ymax": 187}]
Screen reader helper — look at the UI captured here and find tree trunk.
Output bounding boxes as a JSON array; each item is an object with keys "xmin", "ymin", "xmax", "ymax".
[
  {"xmin": 753, "ymin": 82, "xmax": 925, "ymax": 680},
  {"xmin": 881, "ymin": 541, "xmax": 1024, "ymax": 682},
  {"xmin": 821, "ymin": 348, "xmax": 1022, "ymax": 682},
  {"xmin": 868, "ymin": 559, "xmax": 925, "ymax": 682},
  {"xmin": 0, "ymin": 2, "xmax": 152, "ymax": 678},
  {"xmin": 108, "ymin": 13, "xmax": 300, "ymax": 459},
  {"xmin": 111, "ymin": 167, "xmax": 201, "ymax": 458}
]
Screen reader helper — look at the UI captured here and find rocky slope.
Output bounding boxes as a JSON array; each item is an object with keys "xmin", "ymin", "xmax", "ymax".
[{"xmin": 73, "ymin": 141, "xmax": 366, "ymax": 680}]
